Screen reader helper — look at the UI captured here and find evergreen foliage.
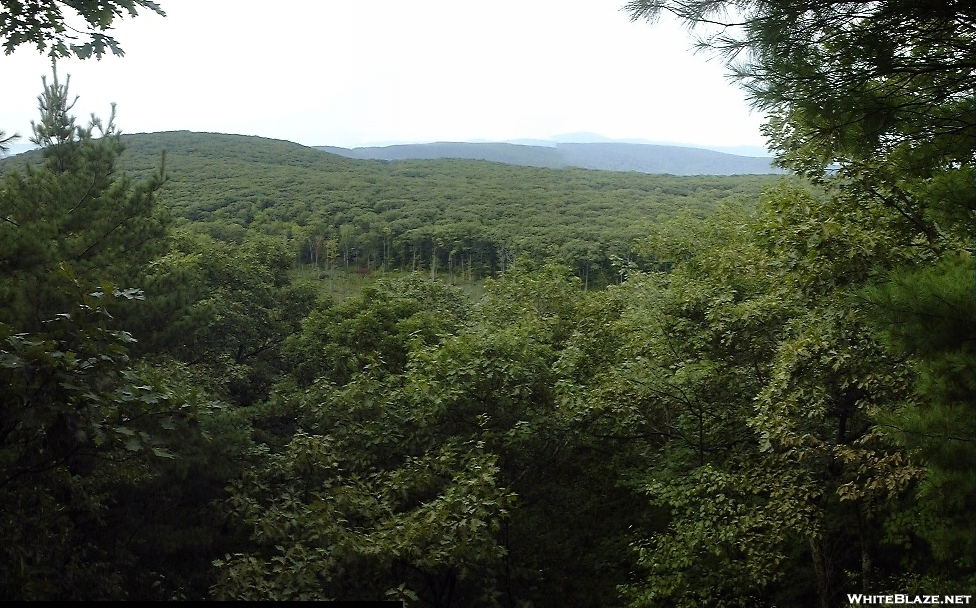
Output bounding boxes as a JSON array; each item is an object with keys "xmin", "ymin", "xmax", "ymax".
[
  {"xmin": 1, "ymin": 2, "xmax": 973, "ymax": 604},
  {"xmin": 0, "ymin": 69, "xmax": 223, "ymax": 600},
  {"xmin": 0, "ymin": 67, "xmax": 169, "ymax": 332}
]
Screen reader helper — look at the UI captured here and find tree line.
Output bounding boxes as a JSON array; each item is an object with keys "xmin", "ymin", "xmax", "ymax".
[
  {"xmin": 0, "ymin": 1, "xmax": 972, "ymax": 605},
  {"xmin": 3, "ymin": 129, "xmax": 779, "ymax": 288},
  {"xmin": 106, "ymin": 130, "xmax": 777, "ymax": 287}
]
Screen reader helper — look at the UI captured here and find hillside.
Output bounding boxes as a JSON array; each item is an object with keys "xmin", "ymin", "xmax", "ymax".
[
  {"xmin": 317, "ymin": 141, "xmax": 781, "ymax": 175},
  {"xmin": 1, "ymin": 131, "xmax": 784, "ymax": 283}
]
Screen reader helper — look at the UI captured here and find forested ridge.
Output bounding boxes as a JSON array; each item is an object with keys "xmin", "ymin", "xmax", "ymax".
[
  {"xmin": 3, "ymin": 130, "xmax": 778, "ymax": 286},
  {"xmin": 1, "ymin": 1, "xmax": 973, "ymax": 606},
  {"xmin": 316, "ymin": 140, "xmax": 781, "ymax": 175}
]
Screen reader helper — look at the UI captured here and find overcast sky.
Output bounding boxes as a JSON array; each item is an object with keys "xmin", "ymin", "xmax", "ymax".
[{"xmin": 3, "ymin": 0, "xmax": 769, "ymax": 152}]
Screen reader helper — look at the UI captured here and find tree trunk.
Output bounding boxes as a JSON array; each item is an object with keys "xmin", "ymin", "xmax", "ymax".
[
  {"xmin": 858, "ymin": 504, "xmax": 873, "ymax": 593},
  {"xmin": 810, "ymin": 536, "xmax": 830, "ymax": 608}
]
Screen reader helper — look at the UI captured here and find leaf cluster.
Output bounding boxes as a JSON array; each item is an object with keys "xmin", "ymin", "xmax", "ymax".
[{"xmin": 0, "ymin": 0, "xmax": 165, "ymax": 59}]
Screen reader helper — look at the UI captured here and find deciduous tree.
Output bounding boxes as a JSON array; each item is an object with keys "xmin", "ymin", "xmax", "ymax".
[{"xmin": 1, "ymin": 0, "xmax": 165, "ymax": 58}]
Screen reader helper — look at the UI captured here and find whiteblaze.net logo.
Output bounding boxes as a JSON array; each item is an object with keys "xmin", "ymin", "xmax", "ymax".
[{"xmin": 848, "ymin": 595, "xmax": 972, "ymax": 606}]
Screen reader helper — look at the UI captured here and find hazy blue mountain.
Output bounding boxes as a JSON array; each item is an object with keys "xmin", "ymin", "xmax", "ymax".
[
  {"xmin": 557, "ymin": 143, "xmax": 779, "ymax": 174},
  {"xmin": 317, "ymin": 142, "xmax": 566, "ymax": 169},
  {"xmin": 1, "ymin": 142, "xmax": 39, "ymax": 157},
  {"xmin": 503, "ymin": 138, "xmax": 558, "ymax": 148},
  {"xmin": 548, "ymin": 132, "xmax": 773, "ymax": 157},
  {"xmin": 316, "ymin": 141, "xmax": 781, "ymax": 175}
]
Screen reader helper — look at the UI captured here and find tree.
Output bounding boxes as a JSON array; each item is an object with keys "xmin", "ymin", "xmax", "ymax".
[
  {"xmin": 1, "ymin": 0, "xmax": 165, "ymax": 59},
  {"xmin": 0, "ymin": 129, "xmax": 16, "ymax": 155},
  {"xmin": 281, "ymin": 274, "xmax": 470, "ymax": 389},
  {"xmin": 0, "ymin": 6, "xmax": 252, "ymax": 600},
  {"xmin": 1, "ymin": 0, "xmax": 165, "ymax": 156},
  {"xmin": 212, "ymin": 276, "xmax": 514, "ymax": 604},
  {"xmin": 624, "ymin": 1, "xmax": 975, "ymax": 170},
  {"xmin": 0, "ymin": 66, "xmax": 235, "ymax": 600},
  {"xmin": 130, "ymin": 231, "xmax": 316, "ymax": 406},
  {"xmin": 625, "ymin": 0, "xmax": 975, "ymax": 595},
  {"xmin": 604, "ymin": 205, "xmax": 809, "ymax": 606},
  {"xmin": 219, "ymin": 266, "xmax": 658, "ymax": 606},
  {"xmin": 0, "ymin": 67, "xmax": 169, "ymax": 332},
  {"xmin": 0, "ymin": 279, "xmax": 216, "ymax": 599},
  {"xmin": 624, "ymin": 1, "xmax": 975, "ymax": 248}
]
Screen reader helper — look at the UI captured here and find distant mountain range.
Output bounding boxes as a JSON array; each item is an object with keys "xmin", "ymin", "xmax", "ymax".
[
  {"xmin": 316, "ymin": 141, "xmax": 782, "ymax": 176},
  {"xmin": 4, "ymin": 133, "xmax": 782, "ymax": 176}
]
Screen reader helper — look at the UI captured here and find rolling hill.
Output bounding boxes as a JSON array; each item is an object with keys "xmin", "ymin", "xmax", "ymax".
[{"xmin": 1, "ymin": 131, "xmax": 786, "ymax": 283}]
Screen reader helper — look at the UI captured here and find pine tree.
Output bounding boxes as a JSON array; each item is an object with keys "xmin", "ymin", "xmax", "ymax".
[
  {"xmin": 0, "ymin": 66, "xmax": 170, "ymax": 331},
  {"xmin": 0, "ymin": 130, "xmax": 15, "ymax": 155},
  {"xmin": 627, "ymin": 0, "xmax": 976, "ymax": 591},
  {"xmin": 0, "ymin": 68, "xmax": 195, "ymax": 599},
  {"xmin": 860, "ymin": 253, "xmax": 976, "ymax": 580}
]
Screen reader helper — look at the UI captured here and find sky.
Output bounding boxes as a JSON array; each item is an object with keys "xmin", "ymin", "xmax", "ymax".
[{"xmin": 2, "ymin": 0, "xmax": 769, "ymax": 153}]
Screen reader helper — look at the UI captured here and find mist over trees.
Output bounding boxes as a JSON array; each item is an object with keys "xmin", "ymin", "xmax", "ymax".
[{"xmin": 0, "ymin": 0, "xmax": 973, "ymax": 605}]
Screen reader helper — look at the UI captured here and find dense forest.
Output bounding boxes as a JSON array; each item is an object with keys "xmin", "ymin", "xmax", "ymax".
[
  {"xmin": 0, "ymin": 1, "xmax": 973, "ymax": 606},
  {"xmin": 3, "ymin": 131, "xmax": 778, "ymax": 288}
]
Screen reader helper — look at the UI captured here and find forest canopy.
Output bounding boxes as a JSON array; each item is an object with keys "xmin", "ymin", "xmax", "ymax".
[
  {"xmin": 0, "ymin": 1, "xmax": 973, "ymax": 605},
  {"xmin": 2, "ymin": 130, "xmax": 779, "ymax": 288}
]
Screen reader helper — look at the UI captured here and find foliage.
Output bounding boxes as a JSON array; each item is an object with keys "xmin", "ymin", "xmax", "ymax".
[
  {"xmin": 599, "ymin": 182, "xmax": 968, "ymax": 605},
  {"xmin": 282, "ymin": 274, "xmax": 468, "ymax": 388},
  {"xmin": 0, "ymin": 129, "xmax": 15, "ymax": 155},
  {"xmin": 859, "ymin": 253, "xmax": 976, "ymax": 576},
  {"xmin": 621, "ymin": 1, "xmax": 975, "ymax": 604},
  {"xmin": 0, "ymin": 0, "xmax": 165, "ymax": 58},
  {"xmin": 97, "ymin": 131, "xmax": 774, "ymax": 286},
  {"xmin": 4, "ymin": 2, "xmax": 974, "ymax": 602},
  {"xmin": 129, "ymin": 231, "xmax": 316, "ymax": 405},
  {"xmin": 0, "ymin": 131, "xmax": 780, "ymax": 287},
  {"xmin": 213, "ymin": 277, "xmax": 515, "ymax": 603},
  {"xmin": 624, "ymin": 1, "xmax": 976, "ymax": 166},
  {"xmin": 0, "ymin": 67, "xmax": 169, "ymax": 332},
  {"xmin": 0, "ymin": 69, "xmax": 239, "ymax": 601},
  {"xmin": 212, "ymin": 266, "xmax": 655, "ymax": 606},
  {"xmin": 0, "ymin": 272, "xmax": 209, "ymax": 599}
]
